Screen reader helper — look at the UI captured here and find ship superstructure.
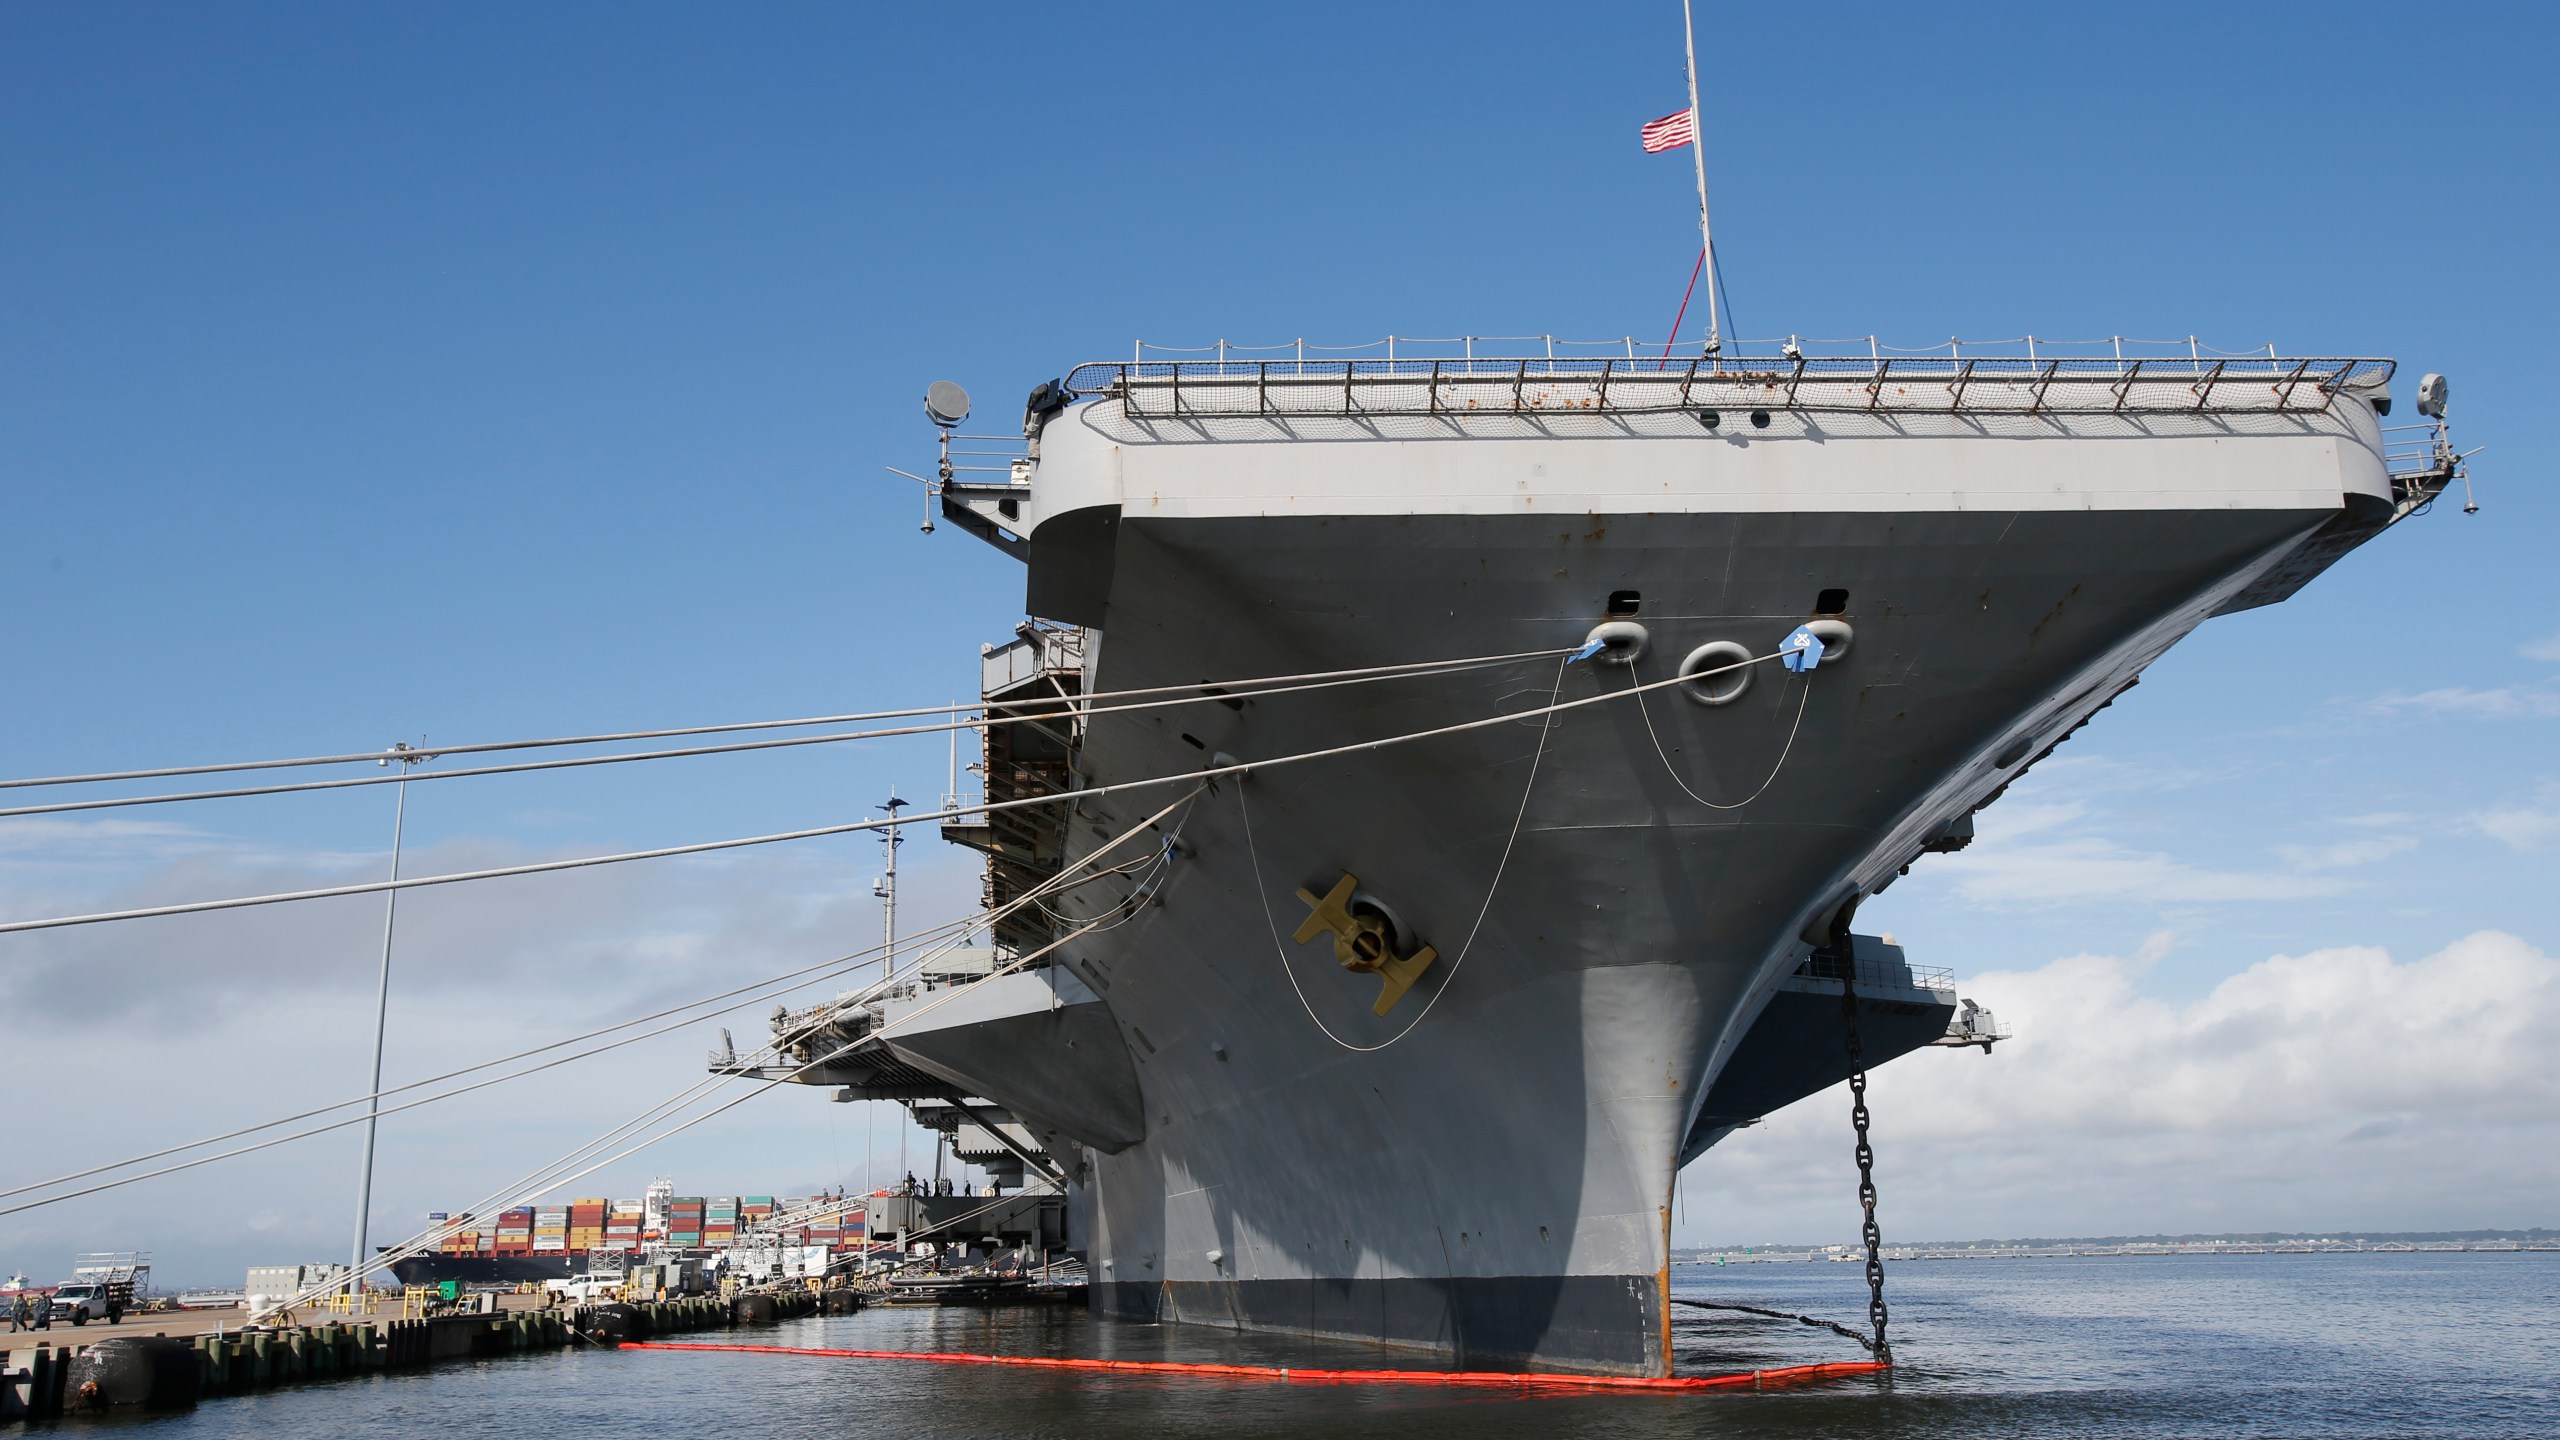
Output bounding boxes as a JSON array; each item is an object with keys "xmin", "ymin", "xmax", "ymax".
[{"xmin": 753, "ymin": 340, "xmax": 2460, "ymax": 1375}]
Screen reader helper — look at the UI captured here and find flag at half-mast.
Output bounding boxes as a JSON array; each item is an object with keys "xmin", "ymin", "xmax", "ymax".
[{"xmin": 1640, "ymin": 107, "xmax": 1695, "ymax": 154}]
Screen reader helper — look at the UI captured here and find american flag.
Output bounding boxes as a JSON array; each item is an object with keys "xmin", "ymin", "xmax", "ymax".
[{"xmin": 1640, "ymin": 108, "xmax": 1695, "ymax": 154}]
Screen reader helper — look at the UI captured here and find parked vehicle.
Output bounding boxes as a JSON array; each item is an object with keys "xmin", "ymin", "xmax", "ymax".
[
  {"xmin": 49, "ymin": 1254, "xmax": 149, "ymax": 1326},
  {"xmin": 540, "ymin": 1273, "xmax": 626, "ymax": 1303},
  {"xmin": 46, "ymin": 1280, "xmax": 129, "ymax": 1326}
]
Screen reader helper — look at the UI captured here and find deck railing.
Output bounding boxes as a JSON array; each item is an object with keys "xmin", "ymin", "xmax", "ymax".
[
  {"xmin": 1062, "ymin": 349, "xmax": 2394, "ymax": 422},
  {"xmin": 2380, "ymin": 419, "xmax": 2458, "ymax": 482},
  {"xmin": 1796, "ymin": 950, "xmax": 1956, "ymax": 996}
]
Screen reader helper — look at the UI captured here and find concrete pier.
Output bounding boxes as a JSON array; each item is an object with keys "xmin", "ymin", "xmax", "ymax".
[{"xmin": 1, "ymin": 1289, "xmax": 820, "ymax": 1421}]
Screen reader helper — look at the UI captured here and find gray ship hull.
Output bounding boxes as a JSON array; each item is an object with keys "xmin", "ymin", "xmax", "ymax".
[
  {"xmin": 847, "ymin": 357, "xmax": 2452, "ymax": 1375},
  {"xmin": 1041, "ymin": 501, "xmax": 2332, "ymax": 1375}
]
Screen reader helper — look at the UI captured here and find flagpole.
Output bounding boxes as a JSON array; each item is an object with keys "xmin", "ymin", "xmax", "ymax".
[{"xmin": 1681, "ymin": 0, "xmax": 1719, "ymax": 351}]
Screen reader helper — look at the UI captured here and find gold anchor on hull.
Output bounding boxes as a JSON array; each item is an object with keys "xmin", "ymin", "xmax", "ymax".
[{"xmin": 1292, "ymin": 874, "xmax": 1438, "ymax": 1016}]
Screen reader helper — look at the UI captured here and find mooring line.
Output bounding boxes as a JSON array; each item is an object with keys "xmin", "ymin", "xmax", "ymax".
[
  {"xmin": 0, "ymin": 648, "xmax": 1570, "ymax": 793},
  {"xmin": 619, "ymin": 1341, "xmax": 1888, "ymax": 1392},
  {"xmin": 0, "ymin": 648, "xmax": 1784, "ymax": 936},
  {"xmin": 1669, "ymin": 1297, "xmax": 1879, "ymax": 1353}
]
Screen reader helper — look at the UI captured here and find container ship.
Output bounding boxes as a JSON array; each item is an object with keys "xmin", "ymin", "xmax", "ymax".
[
  {"xmin": 388, "ymin": 1182, "xmax": 865, "ymax": 1286},
  {"xmin": 737, "ymin": 340, "xmax": 2465, "ymax": 1376}
]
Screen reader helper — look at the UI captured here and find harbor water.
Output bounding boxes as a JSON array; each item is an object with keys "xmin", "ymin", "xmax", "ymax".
[{"xmin": 114, "ymin": 1253, "xmax": 2559, "ymax": 1438}]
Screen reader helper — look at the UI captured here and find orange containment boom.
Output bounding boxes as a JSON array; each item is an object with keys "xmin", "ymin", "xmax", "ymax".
[{"xmin": 621, "ymin": 1340, "xmax": 1888, "ymax": 1392}]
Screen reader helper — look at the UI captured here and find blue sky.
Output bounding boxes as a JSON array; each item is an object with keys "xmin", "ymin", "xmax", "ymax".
[{"xmin": 4, "ymin": 3, "xmax": 2555, "ymax": 1283}]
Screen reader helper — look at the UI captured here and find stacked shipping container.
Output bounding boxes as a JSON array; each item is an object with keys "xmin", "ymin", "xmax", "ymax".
[
  {"xmin": 533, "ymin": 1204, "xmax": 568, "ymax": 1253},
  {"xmin": 431, "ymin": 1211, "xmax": 480, "ymax": 1256},
  {"xmin": 423, "ymin": 1189, "xmax": 871, "ymax": 1262},
  {"xmin": 568, "ymin": 1197, "xmax": 607, "ymax": 1251},
  {"xmin": 607, "ymin": 1197, "xmax": 643, "ymax": 1246},
  {"xmin": 494, "ymin": 1207, "xmax": 534, "ymax": 1256}
]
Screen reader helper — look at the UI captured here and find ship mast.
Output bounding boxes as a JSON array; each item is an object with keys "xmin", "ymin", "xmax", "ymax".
[{"xmin": 1681, "ymin": 0, "xmax": 1720, "ymax": 352}]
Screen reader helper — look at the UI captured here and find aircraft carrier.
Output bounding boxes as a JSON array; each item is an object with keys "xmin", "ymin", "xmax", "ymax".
[{"xmin": 741, "ymin": 343, "xmax": 2461, "ymax": 1375}]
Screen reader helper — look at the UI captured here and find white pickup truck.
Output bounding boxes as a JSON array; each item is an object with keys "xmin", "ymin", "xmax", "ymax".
[
  {"xmin": 540, "ymin": 1274, "xmax": 625, "ymax": 1303},
  {"xmin": 46, "ymin": 1281, "xmax": 128, "ymax": 1326}
]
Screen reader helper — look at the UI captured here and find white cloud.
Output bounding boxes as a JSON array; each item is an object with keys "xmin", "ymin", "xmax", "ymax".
[
  {"xmin": 1933, "ymin": 832, "xmax": 2343, "ymax": 906},
  {"xmin": 2521, "ymin": 631, "xmax": 2560, "ymax": 663},
  {"xmin": 1934, "ymin": 785, "xmax": 2452, "ymax": 910},
  {"xmin": 0, "ymin": 815, "xmax": 223, "ymax": 858},
  {"xmin": 2361, "ymin": 684, "xmax": 2560, "ymax": 720},
  {"xmin": 1969, "ymin": 800, "xmax": 2085, "ymax": 842},
  {"xmin": 1682, "ymin": 930, "xmax": 2560, "ymax": 1243},
  {"xmin": 0, "ymin": 825, "xmax": 987, "ymax": 1285},
  {"xmin": 1992, "ymin": 753, "xmax": 2240, "ymax": 800},
  {"xmin": 2276, "ymin": 835, "xmax": 2420, "ymax": 871},
  {"xmin": 2474, "ymin": 807, "xmax": 2560, "ymax": 852}
]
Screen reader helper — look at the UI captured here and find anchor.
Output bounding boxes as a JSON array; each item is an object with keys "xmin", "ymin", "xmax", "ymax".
[{"xmin": 1291, "ymin": 874, "xmax": 1437, "ymax": 1016}]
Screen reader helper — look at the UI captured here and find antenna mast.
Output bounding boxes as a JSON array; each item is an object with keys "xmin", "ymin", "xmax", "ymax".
[{"xmin": 1681, "ymin": 0, "xmax": 1720, "ymax": 351}]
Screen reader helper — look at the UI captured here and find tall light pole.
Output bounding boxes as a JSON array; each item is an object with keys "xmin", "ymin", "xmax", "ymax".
[
  {"xmin": 872, "ymin": 790, "xmax": 909, "ymax": 978},
  {"xmin": 351, "ymin": 741, "xmax": 426, "ymax": 1294},
  {"xmin": 870, "ymin": 790, "xmax": 909, "ymax": 1272}
]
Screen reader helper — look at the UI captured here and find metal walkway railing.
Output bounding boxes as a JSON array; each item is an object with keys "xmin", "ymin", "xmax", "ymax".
[{"xmin": 1061, "ymin": 350, "xmax": 2394, "ymax": 422}]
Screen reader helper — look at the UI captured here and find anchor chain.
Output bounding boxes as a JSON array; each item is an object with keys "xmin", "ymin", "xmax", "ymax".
[{"xmin": 1840, "ymin": 967, "xmax": 1892, "ymax": 1364}]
